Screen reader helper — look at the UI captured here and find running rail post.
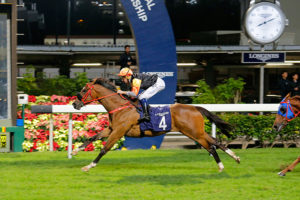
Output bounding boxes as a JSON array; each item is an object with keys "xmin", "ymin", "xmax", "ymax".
[
  {"xmin": 49, "ymin": 114, "xmax": 53, "ymax": 152},
  {"xmin": 212, "ymin": 123, "xmax": 216, "ymax": 138},
  {"xmin": 68, "ymin": 113, "xmax": 72, "ymax": 159},
  {"xmin": 259, "ymin": 65, "xmax": 264, "ymax": 115}
]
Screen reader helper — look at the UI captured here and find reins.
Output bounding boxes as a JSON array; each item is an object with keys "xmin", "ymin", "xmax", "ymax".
[{"xmin": 78, "ymin": 83, "xmax": 135, "ymax": 114}]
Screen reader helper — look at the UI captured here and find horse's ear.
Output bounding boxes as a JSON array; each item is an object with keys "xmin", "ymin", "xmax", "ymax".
[
  {"xmin": 285, "ymin": 93, "xmax": 291, "ymax": 99},
  {"xmin": 91, "ymin": 78, "xmax": 97, "ymax": 84}
]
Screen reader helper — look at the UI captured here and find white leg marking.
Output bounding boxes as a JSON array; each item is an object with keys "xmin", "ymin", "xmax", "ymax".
[
  {"xmin": 225, "ymin": 149, "xmax": 240, "ymax": 163},
  {"xmin": 90, "ymin": 162, "xmax": 97, "ymax": 168},
  {"xmin": 226, "ymin": 149, "xmax": 237, "ymax": 159},
  {"xmin": 218, "ymin": 162, "xmax": 224, "ymax": 172},
  {"xmin": 72, "ymin": 147, "xmax": 85, "ymax": 156},
  {"xmin": 82, "ymin": 162, "xmax": 97, "ymax": 172},
  {"xmin": 225, "ymin": 149, "xmax": 234, "ymax": 157}
]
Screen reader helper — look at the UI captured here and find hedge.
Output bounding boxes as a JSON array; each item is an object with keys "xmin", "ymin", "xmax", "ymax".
[
  {"xmin": 17, "ymin": 71, "xmax": 89, "ymax": 96},
  {"xmin": 204, "ymin": 113, "xmax": 300, "ymax": 145}
]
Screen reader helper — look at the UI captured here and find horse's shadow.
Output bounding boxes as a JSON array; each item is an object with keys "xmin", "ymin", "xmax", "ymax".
[{"xmin": 96, "ymin": 173, "xmax": 252, "ymax": 185}]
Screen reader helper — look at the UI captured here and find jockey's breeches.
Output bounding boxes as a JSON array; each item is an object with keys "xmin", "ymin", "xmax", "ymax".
[{"xmin": 138, "ymin": 77, "xmax": 165, "ymax": 100}]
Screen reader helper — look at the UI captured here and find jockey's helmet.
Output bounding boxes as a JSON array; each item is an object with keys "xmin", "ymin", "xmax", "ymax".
[{"xmin": 118, "ymin": 67, "xmax": 133, "ymax": 78}]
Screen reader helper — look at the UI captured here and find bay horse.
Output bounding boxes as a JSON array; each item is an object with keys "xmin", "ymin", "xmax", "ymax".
[
  {"xmin": 72, "ymin": 78, "xmax": 240, "ymax": 172},
  {"xmin": 273, "ymin": 93, "xmax": 300, "ymax": 176}
]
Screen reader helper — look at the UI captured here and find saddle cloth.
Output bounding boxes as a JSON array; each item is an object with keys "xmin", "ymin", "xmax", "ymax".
[{"xmin": 139, "ymin": 106, "xmax": 171, "ymax": 132}]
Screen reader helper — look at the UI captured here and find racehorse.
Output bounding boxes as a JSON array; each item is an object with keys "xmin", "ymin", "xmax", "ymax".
[
  {"xmin": 273, "ymin": 93, "xmax": 300, "ymax": 176},
  {"xmin": 72, "ymin": 78, "xmax": 240, "ymax": 172}
]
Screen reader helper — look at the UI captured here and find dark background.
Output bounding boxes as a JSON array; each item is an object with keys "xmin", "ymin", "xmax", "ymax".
[{"xmin": 18, "ymin": 0, "xmax": 241, "ymax": 45}]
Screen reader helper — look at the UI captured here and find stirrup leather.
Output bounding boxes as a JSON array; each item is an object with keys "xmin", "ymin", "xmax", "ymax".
[{"xmin": 139, "ymin": 99, "xmax": 150, "ymax": 122}]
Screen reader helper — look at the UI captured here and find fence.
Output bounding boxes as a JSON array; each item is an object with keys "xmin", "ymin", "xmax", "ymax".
[{"xmin": 31, "ymin": 104, "xmax": 279, "ymax": 158}]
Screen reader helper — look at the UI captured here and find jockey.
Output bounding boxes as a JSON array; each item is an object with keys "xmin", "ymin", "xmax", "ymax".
[{"xmin": 117, "ymin": 67, "xmax": 165, "ymax": 122}]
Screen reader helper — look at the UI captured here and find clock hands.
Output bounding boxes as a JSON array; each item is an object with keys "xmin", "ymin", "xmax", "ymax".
[
  {"xmin": 257, "ymin": 18, "xmax": 275, "ymax": 27},
  {"xmin": 265, "ymin": 17, "xmax": 275, "ymax": 25}
]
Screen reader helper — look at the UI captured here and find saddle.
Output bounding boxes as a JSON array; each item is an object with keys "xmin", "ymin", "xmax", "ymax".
[{"xmin": 138, "ymin": 106, "xmax": 171, "ymax": 132}]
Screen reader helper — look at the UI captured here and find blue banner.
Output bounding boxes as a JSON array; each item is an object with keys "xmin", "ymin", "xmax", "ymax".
[
  {"xmin": 120, "ymin": 0, "xmax": 177, "ymax": 149},
  {"xmin": 242, "ymin": 52, "xmax": 285, "ymax": 63},
  {"xmin": 120, "ymin": 0, "xmax": 177, "ymax": 104}
]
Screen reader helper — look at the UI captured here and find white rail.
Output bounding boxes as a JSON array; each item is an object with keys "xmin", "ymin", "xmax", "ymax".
[
  {"xmin": 31, "ymin": 104, "xmax": 280, "ymax": 158},
  {"xmin": 32, "ymin": 103, "xmax": 279, "ymax": 113}
]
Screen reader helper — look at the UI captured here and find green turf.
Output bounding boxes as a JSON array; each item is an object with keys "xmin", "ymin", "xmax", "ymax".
[{"xmin": 0, "ymin": 148, "xmax": 299, "ymax": 200}]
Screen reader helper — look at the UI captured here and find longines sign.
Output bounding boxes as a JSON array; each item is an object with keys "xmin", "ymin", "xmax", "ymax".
[{"xmin": 242, "ymin": 52, "xmax": 285, "ymax": 63}]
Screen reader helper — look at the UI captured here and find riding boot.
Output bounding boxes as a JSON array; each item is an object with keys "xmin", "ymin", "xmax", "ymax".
[{"xmin": 139, "ymin": 99, "xmax": 150, "ymax": 122}]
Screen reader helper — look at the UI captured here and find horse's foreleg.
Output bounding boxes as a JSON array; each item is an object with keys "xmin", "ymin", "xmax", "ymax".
[
  {"xmin": 207, "ymin": 135, "xmax": 240, "ymax": 164},
  {"xmin": 81, "ymin": 129, "xmax": 127, "ymax": 172},
  {"xmin": 71, "ymin": 134, "xmax": 98, "ymax": 156},
  {"xmin": 278, "ymin": 157, "xmax": 300, "ymax": 176},
  {"xmin": 72, "ymin": 128, "xmax": 111, "ymax": 156}
]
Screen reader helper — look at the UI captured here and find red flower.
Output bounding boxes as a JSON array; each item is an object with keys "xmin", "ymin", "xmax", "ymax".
[
  {"xmin": 28, "ymin": 95, "xmax": 36, "ymax": 103},
  {"xmin": 72, "ymin": 114, "xmax": 87, "ymax": 121},
  {"xmin": 36, "ymin": 129, "xmax": 48, "ymax": 142},
  {"xmin": 70, "ymin": 96, "xmax": 77, "ymax": 100},
  {"xmin": 17, "ymin": 110, "xmax": 22, "ymax": 119},
  {"xmin": 87, "ymin": 129, "xmax": 97, "ymax": 137},
  {"xmin": 29, "ymin": 141, "xmax": 37, "ymax": 152},
  {"xmin": 65, "ymin": 144, "xmax": 75, "ymax": 151},
  {"xmin": 25, "ymin": 113, "xmax": 37, "ymax": 120},
  {"xmin": 51, "ymin": 141, "xmax": 60, "ymax": 151},
  {"xmin": 84, "ymin": 143, "xmax": 95, "ymax": 151}
]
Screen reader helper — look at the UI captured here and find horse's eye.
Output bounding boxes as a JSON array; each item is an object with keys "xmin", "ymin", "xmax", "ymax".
[{"xmin": 280, "ymin": 107, "xmax": 286, "ymax": 114}]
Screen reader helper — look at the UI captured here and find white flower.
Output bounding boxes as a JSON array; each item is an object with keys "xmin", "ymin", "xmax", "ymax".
[
  {"xmin": 22, "ymin": 141, "xmax": 33, "ymax": 151},
  {"xmin": 74, "ymin": 142, "xmax": 84, "ymax": 149},
  {"xmin": 36, "ymin": 141, "xmax": 49, "ymax": 152}
]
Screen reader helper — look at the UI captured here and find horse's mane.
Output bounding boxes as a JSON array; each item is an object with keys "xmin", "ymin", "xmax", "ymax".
[
  {"xmin": 93, "ymin": 77, "xmax": 140, "ymax": 109},
  {"xmin": 94, "ymin": 78, "xmax": 117, "ymax": 92},
  {"xmin": 290, "ymin": 95, "xmax": 300, "ymax": 103}
]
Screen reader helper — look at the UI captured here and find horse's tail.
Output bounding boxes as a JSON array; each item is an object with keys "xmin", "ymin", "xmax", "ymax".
[{"xmin": 195, "ymin": 106, "xmax": 232, "ymax": 138}]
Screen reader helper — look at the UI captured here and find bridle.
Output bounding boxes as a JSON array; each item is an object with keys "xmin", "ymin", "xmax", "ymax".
[
  {"xmin": 278, "ymin": 98, "xmax": 300, "ymax": 122},
  {"xmin": 77, "ymin": 84, "xmax": 119, "ymax": 104},
  {"xmin": 77, "ymin": 83, "xmax": 134, "ymax": 114}
]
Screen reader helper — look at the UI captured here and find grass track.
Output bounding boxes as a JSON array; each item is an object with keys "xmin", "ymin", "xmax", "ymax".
[{"xmin": 0, "ymin": 148, "xmax": 299, "ymax": 200}]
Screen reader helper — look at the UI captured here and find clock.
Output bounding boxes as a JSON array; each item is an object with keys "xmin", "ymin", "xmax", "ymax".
[{"xmin": 244, "ymin": 0, "xmax": 288, "ymax": 45}]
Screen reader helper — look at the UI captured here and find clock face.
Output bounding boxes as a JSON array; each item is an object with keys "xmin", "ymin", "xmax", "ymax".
[{"xmin": 244, "ymin": 2, "xmax": 287, "ymax": 44}]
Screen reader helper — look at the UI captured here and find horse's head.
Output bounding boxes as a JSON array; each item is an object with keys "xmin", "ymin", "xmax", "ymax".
[
  {"xmin": 73, "ymin": 79, "xmax": 97, "ymax": 110},
  {"xmin": 72, "ymin": 78, "xmax": 117, "ymax": 110},
  {"xmin": 273, "ymin": 93, "xmax": 300, "ymax": 131}
]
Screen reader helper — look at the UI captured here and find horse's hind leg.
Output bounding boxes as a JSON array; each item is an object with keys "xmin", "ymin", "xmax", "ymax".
[
  {"xmin": 278, "ymin": 157, "xmax": 300, "ymax": 176},
  {"xmin": 209, "ymin": 146, "xmax": 225, "ymax": 172},
  {"xmin": 206, "ymin": 135, "xmax": 240, "ymax": 163},
  {"xmin": 193, "ymin": 136, "xmax": 225, "ymax": 172},
  {"xmin": 72, "ymin": 128, "xmax": 111, "ymax": 155}
]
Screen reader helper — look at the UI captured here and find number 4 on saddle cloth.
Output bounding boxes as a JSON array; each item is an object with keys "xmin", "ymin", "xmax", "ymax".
[{"xmin": 138, "ymin": 106, "xmax": 171, "ymax": 132}]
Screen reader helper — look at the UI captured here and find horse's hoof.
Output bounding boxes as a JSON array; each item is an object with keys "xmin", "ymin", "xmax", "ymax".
[
  {"xmin": 278, "ymin": 172, "xmax": 285, "ymax": 176},
  {"xmin": 81, "ymin": 166, "xmax": 90, "ymax": 172},
  {"xmin": 218, "ymin": 162, "xmax": 224, "ymax": 172},
  {"xmin": 236, "ymin": 156, "xmax": 240, "ymax": 164}
]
